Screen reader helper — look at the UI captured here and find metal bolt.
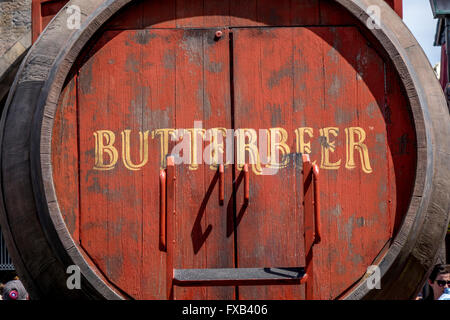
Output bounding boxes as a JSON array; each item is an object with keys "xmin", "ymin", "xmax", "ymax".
[{"xmin": 215, "ymin": 30, "xmax": 223, "ymax": 39}]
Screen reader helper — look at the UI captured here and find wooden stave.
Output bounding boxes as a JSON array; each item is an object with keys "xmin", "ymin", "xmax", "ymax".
[
  {"xmin": 0, "ymin": 0, "xmax": 447, "ymax": 300},
  {"xmin": 338, "ymin": 0, "xmax": 450, "ymax": 300}
]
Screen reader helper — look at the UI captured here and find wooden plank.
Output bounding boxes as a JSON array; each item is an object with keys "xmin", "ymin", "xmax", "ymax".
[
  {"xmin": 292, "ymin": 28, "xmax": 328, "ymax": 300},
  {"xmin": 200, "ymin": 29, "xmax": 235, "ymax": 299},
  {"xmin": 232, "ymin": 28, "xmax": 304, "ymax": 300},
  {"xmin": 140, "ymin": 29, "xmax": 178, "ymax": 299},
  {"xmin": 319, "ymin": 0, "xmax": 355, "ymax": 25},
  {"xmin": 172, "ymin": 29, "xmax": 234, "ymax": 300},
  {"xmin": 174, "ymin": 267, "xmax": 306, "ymax": 286},
  {"xmin": 172, "ymin": 29, "xmax": 206, "ymax": 300},
  {"xmin": 52, "ymin": 75, "xmax": 79, "ymax": 242},
  {"xmin": 77, "ymin": 29, "xmax": 180, "ymax": 299}
]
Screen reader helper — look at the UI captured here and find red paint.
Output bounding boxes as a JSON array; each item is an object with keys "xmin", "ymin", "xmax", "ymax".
[{"xmin": 52, "ymin": 0, "xmax": 416, "ymax": 300}]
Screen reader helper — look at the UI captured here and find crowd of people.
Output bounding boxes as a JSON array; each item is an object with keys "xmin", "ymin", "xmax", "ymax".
[{"xmin": 417, "ymin": 264, "xmax": 450, "ymax": 300}]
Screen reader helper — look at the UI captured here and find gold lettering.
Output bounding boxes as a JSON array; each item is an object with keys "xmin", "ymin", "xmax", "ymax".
[
  {"xmin": 319, "ymin": 127, "xmax": 341, "ymax": 170},
  {"xmin": 93, "ymin": 130, "xmax": 119, "ymax": 171},
  {"xmin": 235, "ymin": 129, "xmax": 263, "ymax": 175},
  {"xmin": 295, "ymin": 127, "xmax": 313, "ymax": 154},
  {"xmin": 153, "ymin": 129, "xmax": 176, "ymax": 168},
  {"xmin": 204, "ymin": 128, "xmax": 227, "ymax": 169},
  {"xmin": 267, "ymin": 128, "xmax": 290, "ymax": 168},
  {"xmin": 91, "ymin": 126, "xmax": 373, "ymax": 173},
  {"xmin": 345, "ymin": 127, "xmax": 373, "ymax": 174},
  {"xmin": 258, "ymin": 129, "xmax": 270, "ymax": 165},
  {"xmin": 170, "ymin": 129, "xmax": 191, "ymax": 166},
  {"xmin": 121, "ymin": 130, "xmax": 149, "ymax": 171},
  {"xmin": 186, "ymin": 127, "xmax": 206, "ymax": 170}
]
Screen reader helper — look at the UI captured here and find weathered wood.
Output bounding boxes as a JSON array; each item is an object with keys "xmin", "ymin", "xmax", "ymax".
[
  {"xmin": 173, "ymin": 267, "xmax": 307, "ymax": 286},
  {"xmin": 0, "ymin": 0, "xmax": 448, "ymax": 301},
  {"xmin": 232, "ymin": 27, "xmax": 304, "ymax": 300}
]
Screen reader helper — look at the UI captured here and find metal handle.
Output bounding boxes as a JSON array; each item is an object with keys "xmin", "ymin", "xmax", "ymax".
[
  {"xmin": 160, "ymin": 169, "xmax": 166, "ymax": 251},
  {"xmin": 312, "ymin": 164, "xmax": 321, "ymax": 244},
  {"xmin": 219, "ymin": 164, "xmax": 224, "ymax": 204},
  {"xmin": 244, "ymin": 164, "xmax": 249, "ymax": 202}
]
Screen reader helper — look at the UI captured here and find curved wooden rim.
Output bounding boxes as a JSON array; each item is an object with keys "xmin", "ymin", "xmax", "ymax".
[
  {"xmin": 0, "ymin": 0, "xmax": 448, "ymax": 299},
  {"xmin": 337, "ymin": 0, "xmax": 450, "ymax": 299}
]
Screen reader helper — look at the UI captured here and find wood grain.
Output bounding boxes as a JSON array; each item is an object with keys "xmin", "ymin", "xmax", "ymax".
[{"xmin": 3, "ymin": 0, "xmax": 449, "ymax": 301}]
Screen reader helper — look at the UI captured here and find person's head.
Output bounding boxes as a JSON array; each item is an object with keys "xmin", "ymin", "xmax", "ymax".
[
  {"xmin": 428, "ymin": 264, "xmax": 450, "ymax": 300},
  {"xmin": 0, "ymin": 283, "xmax": 4, "ymax": 300},
  {"xmin": 1, "ymin": 280, "xmax": 28, "ymax": 301}
]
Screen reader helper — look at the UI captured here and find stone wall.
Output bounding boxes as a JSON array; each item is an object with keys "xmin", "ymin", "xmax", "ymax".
[
  {"xmin": 0, "ymin": 0, "xmax": 31, "ymax": 57},
  {"xmin": 0, "ymin": 0, "xmax": 32, "ymax": 103}
]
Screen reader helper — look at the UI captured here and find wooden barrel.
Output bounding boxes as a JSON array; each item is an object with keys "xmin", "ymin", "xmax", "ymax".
[{"xmin": 0, "ymin": 0, "xmax": 449, "ymax": 300}]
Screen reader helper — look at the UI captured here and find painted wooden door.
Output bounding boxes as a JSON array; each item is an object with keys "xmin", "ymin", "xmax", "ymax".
[
  {"xmin": 77, "ymin": 28, "xmax": 234, "ymax": 299},
  {"xmin": 231, "ymin": 26, "xmax": 408, "ymax": 299},
  {"xmin": 54, "ymin": 21, "xmax": 416, "ymax": 300},
  {"xmin": 170, "ymin": 28, "xmax": 234, "ymax": 300}
]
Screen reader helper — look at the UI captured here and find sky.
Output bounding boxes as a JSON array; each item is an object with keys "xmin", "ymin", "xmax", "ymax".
[{"xmin": 403, "ymin": 0, "xmax": 442, "ymax": 67}]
